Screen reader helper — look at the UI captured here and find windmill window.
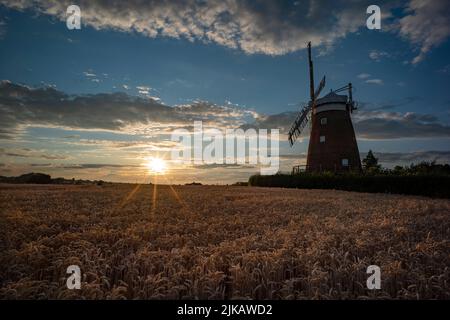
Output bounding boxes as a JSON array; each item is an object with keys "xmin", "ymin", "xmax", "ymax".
[
  {"xmin": 320, "ymin": 136, "xmax": 325, "ymax": 143},
  {"xmin": 342, "ymin": 158, "xmax": 349, "ymax": 166},
  {"xmin": 320, "ymin": 117, "xmax": 327, "ymax": 125}
]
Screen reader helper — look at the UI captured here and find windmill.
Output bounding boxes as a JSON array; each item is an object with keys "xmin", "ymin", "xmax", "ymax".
[{"xmin": 288, "ymin": 42, "xmax": 361, "ymax": 173}]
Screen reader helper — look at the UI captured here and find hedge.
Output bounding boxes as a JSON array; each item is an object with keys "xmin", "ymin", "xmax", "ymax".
[{"xmin": 248, "ymin": 173, "xmax": 450, "ymax": 198}]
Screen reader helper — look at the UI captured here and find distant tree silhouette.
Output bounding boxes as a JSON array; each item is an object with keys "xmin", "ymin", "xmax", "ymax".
[
  {"xmin": 362, "ymin": 150, "xmax": 381, "ymax": 172},
  {"xmin": 16, "ymin": 173, "xmax": 51, "ymax": 184}
]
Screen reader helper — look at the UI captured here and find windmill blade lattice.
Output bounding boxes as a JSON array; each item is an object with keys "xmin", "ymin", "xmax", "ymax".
[{"xmin": 288, "ymin": 103, "xmax": 312, "ymax": 146}]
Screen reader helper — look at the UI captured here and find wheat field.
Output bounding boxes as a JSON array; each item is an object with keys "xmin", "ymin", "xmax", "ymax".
[{"xmin": 0, "ymin": 183, "xmax": 449, "ymax": 299}]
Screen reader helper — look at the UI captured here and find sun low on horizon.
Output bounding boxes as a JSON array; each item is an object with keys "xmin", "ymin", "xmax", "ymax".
[{"xmin": 145, "ymin": 157, "xmax": 167, "ymax": 175}]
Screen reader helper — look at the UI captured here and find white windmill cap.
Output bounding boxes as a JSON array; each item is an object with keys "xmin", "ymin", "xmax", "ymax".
[{"xmin": 316, "ymin": 91, "xmax": 348, "ymax": 106}]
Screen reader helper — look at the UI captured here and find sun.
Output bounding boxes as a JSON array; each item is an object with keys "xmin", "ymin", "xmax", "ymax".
[{"xmin": 146, "ymin": 157, "xmax": 167, "ymax": 174}]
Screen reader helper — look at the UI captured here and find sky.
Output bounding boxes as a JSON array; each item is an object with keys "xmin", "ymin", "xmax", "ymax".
[{"xmin": 0, "ymin": 0, "xmax": 450, "ymax": 184}]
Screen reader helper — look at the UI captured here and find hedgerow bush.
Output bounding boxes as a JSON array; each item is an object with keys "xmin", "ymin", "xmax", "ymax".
[{"xmin": 249, "ymin": 172, "xmax": 450, "ymax": 198}]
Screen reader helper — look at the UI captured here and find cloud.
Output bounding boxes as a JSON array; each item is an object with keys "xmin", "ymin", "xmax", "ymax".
[
  {"xmin": 0, "ymin": 0, "xmax": 401, "ymax": 56},
  {"xmin": 1, "ymin": 1, "xmax": 448, "ymax": 63},
  {"xmin": 1, "ymin": 81, "xmax": 449, "ymax": 143},
  {"xmin": 369, "ymin": 150, "xmax": 450, "ymax": 165},
  {"xmin": 369, "ymin": 50, "xmax": 390, "ymax": 62},
  {"xmin": 365, "ymin": 79, "xmax": 384, "ymax": 85},
  {"xmin": 358, "ymin": 73, "xmax": 384, "ymax": 86},
  {"xmin": 399, "ymin": 0, "xmax": 450, "ymax": 64},
  {"xmin": 0, "ymin": 81, "xmax": 256, "ymax": 138},
  {"xmin": 242, "ymin": 107, "xmax": 450, "ymax": 140},
  {"xmin": 66, "ymin": 138, "xmax": 178, "ymax": 151},
  {"xmin": 82, "ymin": 70, "xmax": 101, "ymax": 83},
  {"xmin": 192, "ymin": 163, "xmax": 256, "ymax": 170},
  {"xmin": 0, "ymin": 18, "xmax": 5, "ymax": 39},
  {"xmin": 357, "ymin": 73, "xmax": 371, "ymax": 79},
  {"xmin": 240, "ymin": 111, "xmax": 298, "ymax": 135},
  {"xmin": 135, "ymin": 86, "xmax": 160, "ymax": 100},
  {"xmin": 136, "ymin": 86, "xmax": 151, "ymax": 95},
  {"xmin": 63, "ymin": 134, "xmax": 81, "ymax": 139},
  {"xmin": 0, "ymin": 147, "xmax": 68, "ymax": 160},
  {"xmin": 359, "ymin": 96, "xmax": 422, "ymax": 111},
  {"xmin": 60, "ymin": 163, "xmax": 140, "ymax": 169},
  {"xmin": 354, "ymin": 110, "xmax": 450, "ymax": 139},
  {"xmin": 26, "ymin": 163, "xmax": 142, "ymax": 170},
  {"xmin": 438, "ymin": 64, "xmax": 450, "ymax": 74},
  {"xmin": 83, "ymin": 71, "xmax": 97, "ymax": 77},
  {"xmin": 148, "ymin": 96, "xmax": 161, "ymax": 102}
]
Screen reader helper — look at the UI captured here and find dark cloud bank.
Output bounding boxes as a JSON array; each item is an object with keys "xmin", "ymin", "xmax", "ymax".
[{"xmin": 1, "ymin": 81, "xmax": 450, "ymax": 140}]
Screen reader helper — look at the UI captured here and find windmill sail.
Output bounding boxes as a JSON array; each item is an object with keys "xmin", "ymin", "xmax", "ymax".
[
  {"xmin": 288, "ymin": 102, "xmax": 311, "ymax": 146},
  {"xmin": 308, "ymin": 42, "xmax": 315, "ymax": 102},
  {"xmin": 288, "ymin": 76, "xmax": 325, "ymax": 146},
  {"xmin": 314, "ymin": 76, "xmax": 326, "ymax": 100},
  {"xmin": 288, "ymin": 42, "xmax": 327, "ymax": 147}
]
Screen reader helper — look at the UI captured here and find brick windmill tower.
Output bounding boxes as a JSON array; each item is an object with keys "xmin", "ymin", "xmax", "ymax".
[{"xmin": 288, "ymin": 42, "xmax": 361, "ymax": 173}]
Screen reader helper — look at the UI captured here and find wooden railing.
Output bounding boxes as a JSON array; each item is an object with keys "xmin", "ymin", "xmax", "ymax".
[
  {"xmin": 292, "ymin": 165, "xmax": 307, "ymax": 175},
  {"xmin": 292, "ymin": 164, "xmax": 360, "ymax": 174}
]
